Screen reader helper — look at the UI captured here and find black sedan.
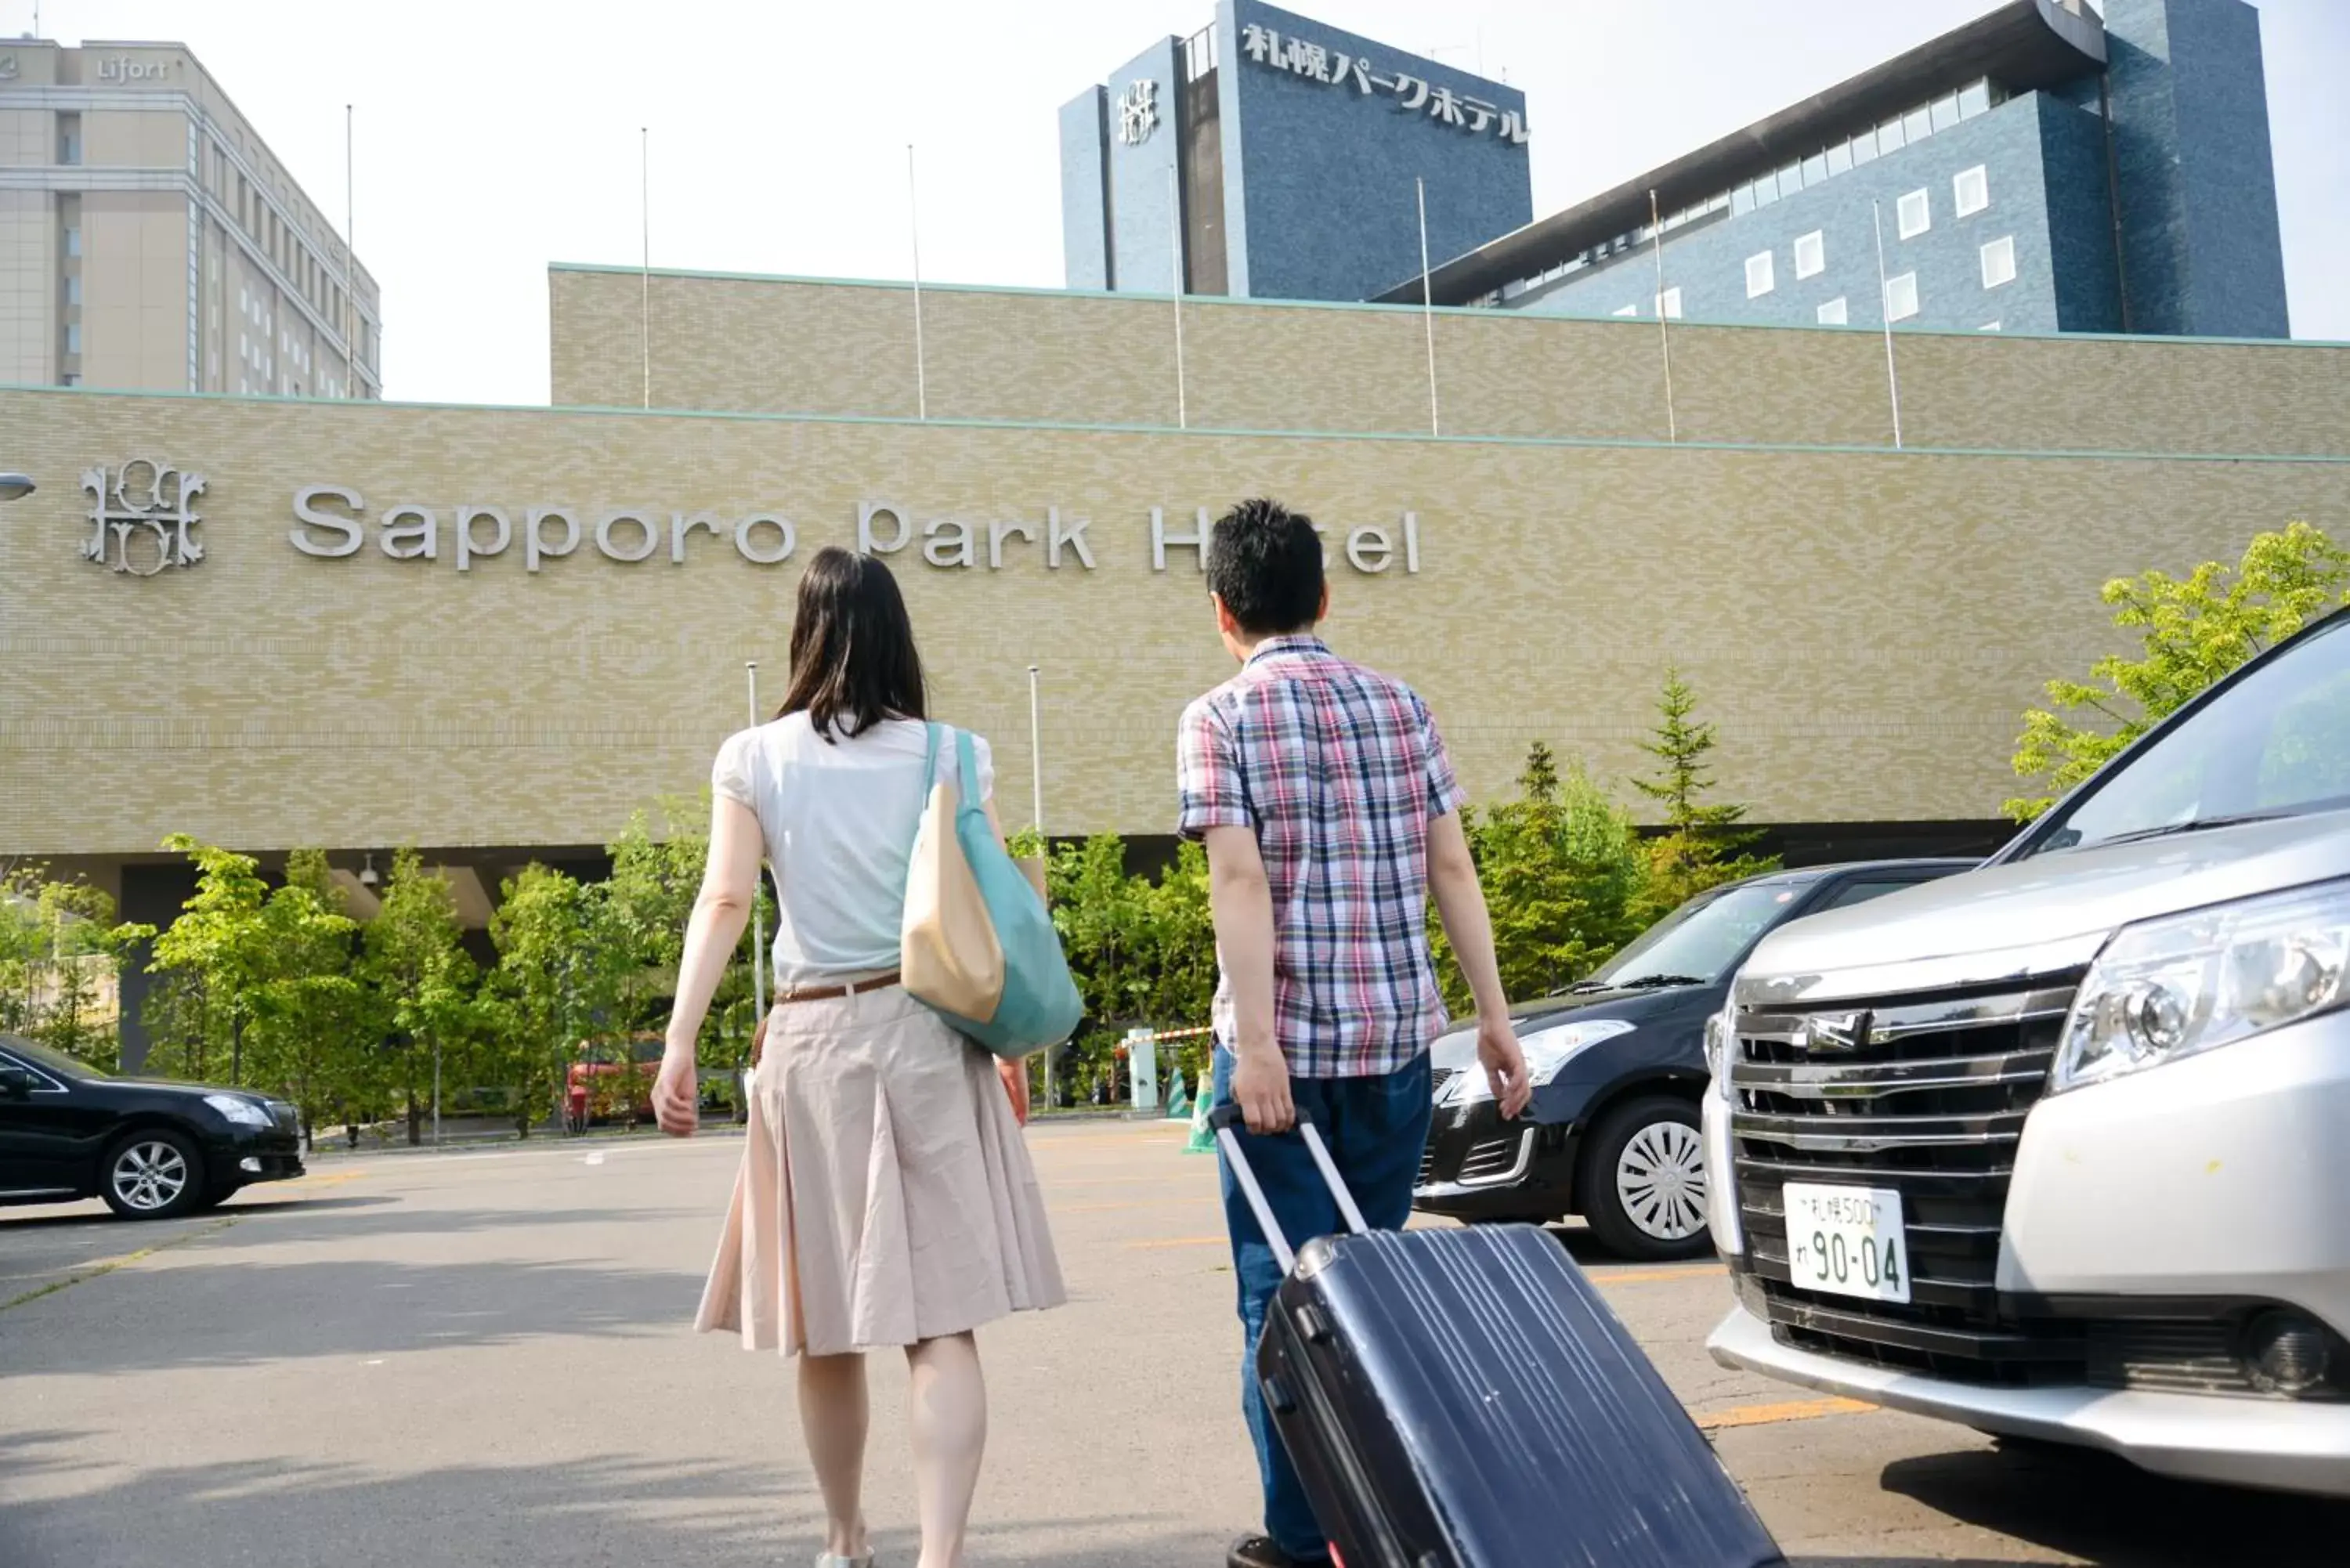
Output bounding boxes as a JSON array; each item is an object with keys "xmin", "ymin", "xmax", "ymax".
[
  {"xmin": 1415, "ymin": 860, "xmax": 1974, "ymax": 1259},
  {"xmin": 0, "ymin": 1036, "xmax": 306, "ymax": 1219}
]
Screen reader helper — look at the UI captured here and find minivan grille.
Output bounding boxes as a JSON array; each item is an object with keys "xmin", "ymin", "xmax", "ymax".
[{"xmin": 1730, "ymin": 978, "xmax": 2078, "ymax": 1384}]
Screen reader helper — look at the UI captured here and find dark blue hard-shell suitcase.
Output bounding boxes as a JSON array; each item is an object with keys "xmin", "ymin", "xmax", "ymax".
[{"xmin": 1213, "ymin": 1107, "xmax": 1785, "ymax": 1568}]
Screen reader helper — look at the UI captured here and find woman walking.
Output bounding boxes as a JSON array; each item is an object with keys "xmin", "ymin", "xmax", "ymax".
[{"xmin": 653, "ymin": 547, "xmax": 1065, "ymax": 1568}]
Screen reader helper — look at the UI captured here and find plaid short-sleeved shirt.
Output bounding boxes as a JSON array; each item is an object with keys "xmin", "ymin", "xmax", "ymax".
[{"xmin": 1176, "ymin": 636, "xmax": 1466, "ymax": 1078}]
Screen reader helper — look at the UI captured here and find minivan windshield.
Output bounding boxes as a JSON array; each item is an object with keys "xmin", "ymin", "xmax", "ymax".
[
  {"xmin": 1580, "ymin": 879, "xmax": 1811, "ymax": 988},
  {"xmin": 2022, "ymin": 614, "xmax": 2350, "ymax": 860}
]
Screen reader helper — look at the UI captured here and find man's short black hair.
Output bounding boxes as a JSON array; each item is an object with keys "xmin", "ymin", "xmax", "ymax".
[{"xmin": 1208, "ymin": 498, "xmax": 1324, "ymax": 636}]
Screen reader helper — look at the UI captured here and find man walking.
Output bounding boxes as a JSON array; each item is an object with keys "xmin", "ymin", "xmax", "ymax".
[{"xmin": 1177, "ymin": 498, "xmax": 1531, "ymax": 1568}]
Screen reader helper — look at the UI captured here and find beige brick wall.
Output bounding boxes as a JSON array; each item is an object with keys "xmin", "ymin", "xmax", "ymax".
[
  {"xmin": 548, "ymin": 266, "xmax": 2350, "ymax": 459},
  {"xmin": 3, "ymin": 385, "xmax": 2346, "ymax": 861}
]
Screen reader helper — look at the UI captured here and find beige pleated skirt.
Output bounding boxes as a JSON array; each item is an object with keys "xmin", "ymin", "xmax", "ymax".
[{"xmin": 694, "ymin": 985, "xmax": 1066, "ymax": 1357}]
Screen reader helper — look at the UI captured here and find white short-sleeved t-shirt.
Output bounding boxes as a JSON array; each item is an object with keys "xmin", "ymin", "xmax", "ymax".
[{"xmin": 712, "ymin": 714, "xmax": 994, "ymax": 988}]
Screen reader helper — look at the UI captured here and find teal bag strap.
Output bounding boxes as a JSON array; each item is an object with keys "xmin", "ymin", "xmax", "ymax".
[
  {"xmin": 901, "ymin": 721, "xmax": 945, "ymax": 899},
  {"xmin": 954, "ymin": 728, "xmax": 986, "ymax": 827}
]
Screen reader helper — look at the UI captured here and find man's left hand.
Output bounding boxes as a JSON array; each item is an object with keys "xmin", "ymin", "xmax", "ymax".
[{"xmin": 1477, "ymin": 1017, "xmax": 1532, "ymax": 1120}]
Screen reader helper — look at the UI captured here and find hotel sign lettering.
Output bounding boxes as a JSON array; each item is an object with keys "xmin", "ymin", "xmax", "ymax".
[
  {"xmin": 1237, "ymin": 23, "xmax": 1528, "ymax": 144},
  {"xmin": 285, "ymin": 490, "xmax": 1424, "ymax": 577}
]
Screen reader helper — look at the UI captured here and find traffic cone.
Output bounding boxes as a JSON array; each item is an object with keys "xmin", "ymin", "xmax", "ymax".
[
  {"xmin": 1184, "ymin": 1070, "xmax": 1217, "ymax": 1154},
  {"xmin": 1165, "ymin": 1068, "xmax": 1192, "ymax": 1120}
]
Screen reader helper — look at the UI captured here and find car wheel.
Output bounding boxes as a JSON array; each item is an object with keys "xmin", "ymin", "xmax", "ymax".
[
  {"xmin": 1579, "ymin": 1096, "xmax": 1710, "ymax": 1261},
  {"xmin": 99, "ymin": 1129, "xmax": 207, "ymax": 1220}
]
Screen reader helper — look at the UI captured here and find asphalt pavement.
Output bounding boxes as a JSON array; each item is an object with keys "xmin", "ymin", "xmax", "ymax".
[{"xmin": 2, "ymin": 1120, "xmax": 2345, "ymax": 1566}]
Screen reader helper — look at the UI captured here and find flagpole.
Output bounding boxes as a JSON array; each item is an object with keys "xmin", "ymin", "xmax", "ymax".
[
  {"xmin": 640, "ymin": 126, "xmax": 653, "ymax": 410},
  {"xmin": 907, "ymin": 144, "xmax": 927, "ymax": 421},
  {"xmin": 343, "ymin": 104, "xmax": 356, "ymax": 400},
  {"xmin": 1416, "ymin": 177, "xmax": 1439, "ymax": 437},
  {"xmin": 1872, "ymin": 199, "xmax": 1904, "ymax": 450},
  {"xmin": 1029, "ymin": 663, "xmax": 1053, "ymax": 1111},
  {"xmin": 1650, "ymin": 189, "xmax": 1678, "ymax": 443},
  {"xmin": 1170, "ymin": 167, "xmax": 1188, "ymax": 430}
]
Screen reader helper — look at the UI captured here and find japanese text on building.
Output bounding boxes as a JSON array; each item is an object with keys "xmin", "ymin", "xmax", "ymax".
[{"xmin": 1237, "ymin": 23, "xmax": 1529, "ymax": 144}]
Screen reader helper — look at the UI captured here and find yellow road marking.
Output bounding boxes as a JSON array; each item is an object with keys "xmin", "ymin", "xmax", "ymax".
[
  {"xmin": 1695, "ymin": 1396, "xmax": 1876, "ymax": 1431},
  {"xmin": 1592, "ymin": 1263, "xmax": 1730, "ymax": 1287},
  {"xmin": 287, "ymin": 1169, "xmax": 369, "ymax": 1188}
]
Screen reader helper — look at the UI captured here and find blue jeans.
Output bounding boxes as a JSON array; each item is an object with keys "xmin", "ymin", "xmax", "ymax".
[{"xmin": 1213, "ymin": 1046, "xmax": 1433, "ymax": 1563}]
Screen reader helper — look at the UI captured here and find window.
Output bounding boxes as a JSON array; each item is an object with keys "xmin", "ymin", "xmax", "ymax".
[
  {"xmin": 1885, "ymin": 271, "xmax": 1920, "ymax": 322},
  {"xmin": 1929, "ymin": 92, "xmax": 1961, "ymax": 133},
  {"xmin": 1954, "ymin": 164, "xmax": 1990, "ymax": 217},
  {"xmin": 1752, "ymin": 175, "xmax": 1779, "ymax": 210},
  {"xmin": 1982, "ymin": 234, "xmax": 2018, "ymax": 289},
  {"xmin": 1794, "ymin": 229, "xmax": 1825, "ymax": 280},
  {"xmin": 64, "ymin": 322, "xmax": 81, "ymax": 355},
  {"xmin": 1826, "ymin": 142, "xmax": 1853, "ymax": 177},
  {"xmin": 1816, "ymin": 878, "xmax": 1932, "ymax": 914},
  {"xmin": 1897, "ymin": 188, "xmax": 1931, "ymax": 239},
  {"xmin": 1851, "ymin": 126, "xmax": 1880, "ymax": 166},
  {"xmin": 1817, "ymin": 296, "xmax": 1849, "ymax": 326},
  {"xmin": 1612, "ymin": 303, "xmax": 1640, "ymax": 318},
  {"xmin": 1657, "ymin": 287, "xmax": 1683, "ymax": 320},
  {"xmin": 64, "ymin": 276, "xmax": 80, "ymax": 306},
  {"xmin": 1958, "ymin": 81, "xmax": 1992, "ymax": 119},
  {"xmin": 60, "ymin": 372, "xmax": 80, "ymax": 387},
  {"xmin": 1802, "ymin": 153, "xmax": 1828, "ymax": 186},
  {"xmin": 56, "ymin": 113, "xmax": 81, "ymax": 165},
  {"xmin": 1775, "ymin": 160, "xmax": 1802, "ymax": 198},
  {"xmin": 1904, "ymin": 105, "xmax": 1932, "ymax": 145},
  {"xmin": 63, "ymin": 226, "xmax": 80, "ymax": 258},
  {"xmin": 1877, "ymin": 116, "xmax": 1905, "ymax": 154},
  {"xmin": 1745, "ymin": 251, "xmax": 1776, "ymax": 298}
]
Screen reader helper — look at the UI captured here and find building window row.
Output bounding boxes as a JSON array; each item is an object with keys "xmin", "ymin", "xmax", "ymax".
[{"xmin": 1482, "ymin": 79, "xmax": 2004, "ymax": 308}]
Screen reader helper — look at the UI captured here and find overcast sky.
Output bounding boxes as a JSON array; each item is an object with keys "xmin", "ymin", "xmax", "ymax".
[{"xmin": 21, "ymin": 0, "xmax": 2348, "ymax": 403}]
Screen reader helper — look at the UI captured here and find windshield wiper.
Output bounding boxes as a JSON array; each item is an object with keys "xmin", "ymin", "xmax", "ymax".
[
  {"xmin": 2081, "ymin": 810, "xmax": 2294, "ymax": 851},
  {"xmin": 1593, "ymin": 974, "xmax": 1710, "ymax": 991}
]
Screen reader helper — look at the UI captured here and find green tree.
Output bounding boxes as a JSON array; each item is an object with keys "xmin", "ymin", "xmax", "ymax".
[
  {"xmin": 486, "ymin": 862, "xmax": 612, "ymax": 1137},
  {"xmin": 1632, "ymin": 670, "xmax": 1776, "ymax": 920},
  {"xmin": 363, "ymin": 849, "xmax": 479, "ymax": 1146},
  {"xmin": 244, "ymin": 851, "xmax": 369, "ymax": 1149},
  {"xmin": 1436, "ymin": 743, "xmax": 1650, "ymax": 1011},
  {"xmin": 0, "ymin": 866, "xmax": 145, "ymax": 1071},
  {"xmin": 146, "ymin": 836, "xmax": 277, "ymax": 1086},
  {"xmin": 2007, "ymin": 520, "xmax": 2350, "ymax": 821}
]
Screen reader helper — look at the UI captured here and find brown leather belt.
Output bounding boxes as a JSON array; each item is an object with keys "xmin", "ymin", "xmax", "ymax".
[{"xmin": 776, "ymin": 970, "xmax": 902, "ymax": 1005}]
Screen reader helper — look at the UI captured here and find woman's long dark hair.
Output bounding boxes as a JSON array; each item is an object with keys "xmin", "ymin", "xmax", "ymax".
[{"xmin": 778, "ymin": 547, "xmax": 927, "ymax": 741}]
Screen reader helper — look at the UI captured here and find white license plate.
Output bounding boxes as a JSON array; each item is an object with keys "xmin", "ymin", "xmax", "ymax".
[{"xmin": 1783, "ymin": 1183, "xmax": 1912, "ymax": 1304}]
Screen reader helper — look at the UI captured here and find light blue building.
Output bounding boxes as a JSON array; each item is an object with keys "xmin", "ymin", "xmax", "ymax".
[
  {"xmin": 1376, "ymin": 0, "xmax": 2290, "ymax": 339},
  {"xmin": 1060, "ymin": 0, "xmax": 1533, "ymax": 302}
]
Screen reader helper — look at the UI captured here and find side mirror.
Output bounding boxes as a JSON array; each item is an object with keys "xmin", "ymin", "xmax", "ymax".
[{"xmin": 0, "ymin": 1066, "xmax": 37, "ymax": 1100}]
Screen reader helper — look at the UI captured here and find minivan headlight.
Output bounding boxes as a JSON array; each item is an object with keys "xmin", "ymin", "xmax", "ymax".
[
  {"xmin": 1705, "ymin": 1002, "xmax": 1737, "ymax": 1102},
  {"xmin": 1444, "ymin": 1019, "xmax": 1636, "ymax": 1103},
  {"xmin": 204, "ymin": 1093, "xmax": 273, "ymax": 1126},
  {"xmin": 2054, "ymin": 878, "xmax": 2350, "ymax": 1093}
]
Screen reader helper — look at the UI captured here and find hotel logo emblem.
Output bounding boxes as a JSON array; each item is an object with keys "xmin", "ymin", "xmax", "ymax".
[
  {"xmin": 1115, "ymin": 78, "xmax": 1159, "ymax": 146},
  {"xmin": 82, "ymin": 460, "xmax": 207, "ymax": 576}
]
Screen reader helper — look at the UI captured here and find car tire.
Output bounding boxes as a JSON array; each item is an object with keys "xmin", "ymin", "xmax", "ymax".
[
  {"xmin": 1578, "ymin": 1095, "xmax": 1711, "ymax": 1262},
  {"xmin": 99, "ymin": 1129, "xmax": 208, "ymax": 1220}
]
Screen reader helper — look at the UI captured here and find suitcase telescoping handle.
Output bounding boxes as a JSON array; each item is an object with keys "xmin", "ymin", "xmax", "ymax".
[{"xmin": 1209, "ymin": 1104, "xmax": 1371, "ymax": 1274}]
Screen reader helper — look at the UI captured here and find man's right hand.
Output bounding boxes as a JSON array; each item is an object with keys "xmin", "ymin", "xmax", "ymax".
[{"xmin": 1231, "ymin": 1043, "xmax": 1295, "ymax": 1134}]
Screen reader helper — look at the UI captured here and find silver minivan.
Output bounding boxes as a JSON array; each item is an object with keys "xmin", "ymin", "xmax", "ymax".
[{"xmin": 1704, "ymin": 605, "xmax": 2350, "ymax": 1497}]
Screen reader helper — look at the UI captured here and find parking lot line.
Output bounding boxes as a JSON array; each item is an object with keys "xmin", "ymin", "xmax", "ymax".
[
  {"xmin": 1694, "ymin": 1396, "xmax": 1877, "ymax": 1431},
  {"xmin": 1591, "ymin": 1263, "xmax": 1730, "ymax": 1287}
]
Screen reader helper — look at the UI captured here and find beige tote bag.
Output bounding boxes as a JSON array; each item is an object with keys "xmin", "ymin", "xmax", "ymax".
[{"xmin": 901, "ymin": 741, "xmax": 1007, "ymax": 1021}]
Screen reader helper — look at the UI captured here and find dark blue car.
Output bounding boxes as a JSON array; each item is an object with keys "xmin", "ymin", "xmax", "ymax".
[{"xmin": 1415, "ymin": 860, "xmax": 1975, "ymax": 1259}]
